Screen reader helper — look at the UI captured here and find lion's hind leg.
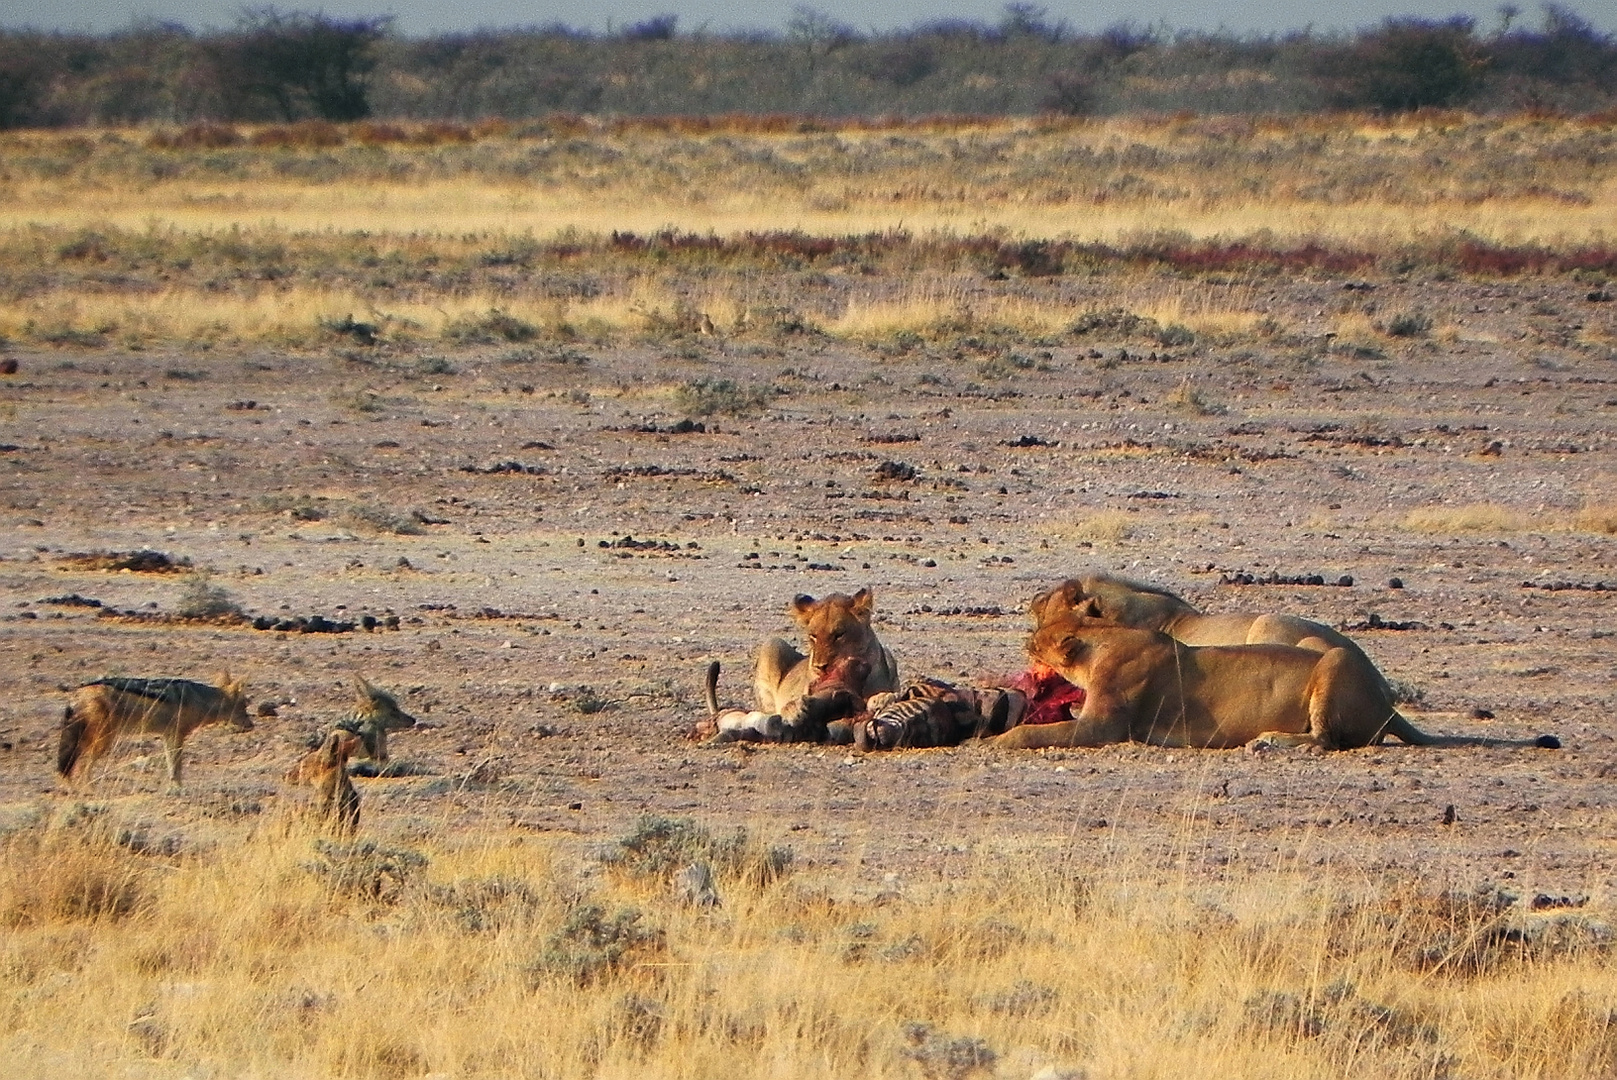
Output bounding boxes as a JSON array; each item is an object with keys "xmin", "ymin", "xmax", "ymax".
[
  {"xmin": 1299, "ymin": 646, "xmax": 1395, "ymax": 751},
  {"xmin": 753, "ymin": 637, "xmax": 804, "ymax": 714}
]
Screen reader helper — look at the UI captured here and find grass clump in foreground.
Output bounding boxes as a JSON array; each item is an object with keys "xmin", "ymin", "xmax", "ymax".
[{"xmin": 3, "ymin": 809, "xmax": 1614, "ymax": 1078}]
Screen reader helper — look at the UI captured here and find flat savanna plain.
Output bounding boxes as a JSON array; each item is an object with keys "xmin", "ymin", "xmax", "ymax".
[{"xmin": 2, "ymin": 116, "xmax": 1617, "ymax": 1078}]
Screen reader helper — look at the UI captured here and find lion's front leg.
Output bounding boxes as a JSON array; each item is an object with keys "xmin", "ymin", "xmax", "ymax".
[{"xmin": 986, "ymin": 699, "xmax": 1131, "ymax": 749}]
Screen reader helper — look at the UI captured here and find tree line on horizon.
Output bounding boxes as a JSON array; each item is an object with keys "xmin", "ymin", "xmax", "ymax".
[{"xmin": 1, "ymin": 3, "xmax": 1614, "ymax": 129}]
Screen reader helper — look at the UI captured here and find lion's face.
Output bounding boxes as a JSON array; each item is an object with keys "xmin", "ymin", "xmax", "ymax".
[
  {"xmin": 789, "ymin": 588, "xmax": 878, "ymax": 676},
  {"xmin": 1028, "ymin": 580, "xmax": 1101, "ymax": 628},
  {"xmin": 1025, "ymin": 614, "xmax": 1105, "ymax": 677}
]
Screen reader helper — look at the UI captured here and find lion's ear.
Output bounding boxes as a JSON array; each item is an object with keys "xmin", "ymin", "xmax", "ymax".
[
  {"xmin": 1080, "ymin": 597, "xmax": 1104, "ymax": 619},
  {"xmin": 1058, "ymin": 637, "xmax": 1089, "ymax": 666},
  {"xmin": 850, "ymin": 587, "xmax": 874, "ymax": 621},
  {"xmin": 788, "ymin": 594, "xmax": 817, "ymax": 624},
  {"xmin": 1030, "ymin": 579, "xmax": 1083, "ymax": 626}
]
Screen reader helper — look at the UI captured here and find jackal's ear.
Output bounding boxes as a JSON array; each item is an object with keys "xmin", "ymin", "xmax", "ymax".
[
  {"xmin": 319, "ymin": 731, "xmax": 346, "ymax": 766},
  {"xmin": 219, "ymin": 671, "xmax": 246, "ymax": 696},
  {"xmin": 354, "ymin": 675, "xmax": 375, "ymax": 699}
]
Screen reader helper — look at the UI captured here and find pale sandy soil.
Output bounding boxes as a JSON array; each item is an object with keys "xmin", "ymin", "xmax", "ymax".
[{"xmin": 1, "ymin": 270, "xmax": 1614, "ymax": 907}]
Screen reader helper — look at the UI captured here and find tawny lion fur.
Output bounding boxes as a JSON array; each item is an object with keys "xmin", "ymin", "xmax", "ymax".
[
  {"xmin": 57, "ymin": 673, "xmax": 252, "ymax": 787},
  {"xmin": 285, "ymin": 731, "xmax": 362, "ymax": 835},
  {"xmin": 989, "ymin": 614, "xmax": 1432, "ymax": 752},
  {"xmin": 752, "ymin": 588, "xmax": 898, "ymax": 735},
  {"xmin": 1031, "ymin": 573, "xmax": 1394, "ymax": 694}
]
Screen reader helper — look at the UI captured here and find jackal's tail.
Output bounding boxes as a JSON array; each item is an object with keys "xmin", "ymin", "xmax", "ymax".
[
  {"xmin": 57, "ymin": 705, "xmax": 88, "ymax": 777},
  {"xmin": 704, "ymin": 661, "xmax": 722, "ymax": 718}
]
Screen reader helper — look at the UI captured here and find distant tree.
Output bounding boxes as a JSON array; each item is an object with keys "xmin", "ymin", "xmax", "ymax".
[
  {"xmin": 209, "ymin": 8, "xmax": 389, "ymax": 121},
  {"xmin": 787, "ymin": 5, "xmax": 858, "ymax": 68},
  {"xmin": 1324, "ymin": 17, "xmax": 1486, "ymax": 111},
  {"xmin": 1000, "ymin": 3, "xmax": 1068, "ymax": 43},
  {"xmin": 855, "ymin": 37, "xmax": 939, "ymax": 87},
  {"xmin": 1489, "ymin": 3, "xmax": 1616, "ymax": 86},
  {"xmin": 622, "ymin": 15, "xmax": 678, "ymax": 41},
  {"xmin": 1041, "ymin": 72, "xmax": 1096, "ymax": 115},
  {"xmin": 0, "ymin": 36, "xmax": 55, "ymax": 128}
]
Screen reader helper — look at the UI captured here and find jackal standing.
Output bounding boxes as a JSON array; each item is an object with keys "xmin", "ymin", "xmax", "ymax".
[{"xmin": 57, "ymin": 674, "xmax": 252, "ymax": 787}]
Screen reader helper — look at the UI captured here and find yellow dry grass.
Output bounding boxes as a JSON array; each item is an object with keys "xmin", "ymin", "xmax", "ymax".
[
  {"xmin": 0, "ymin": 284, "xmax": 685, "ymax": 347},
  {"xmin": 1404, "ymin": 501, "xmax": 1617, "ymax": 536},
  {"xmin": 1575, "ymin": 504, "xmax": 1617, "ymax": 535},
  {"xmin": 3, "ymin": 115, "xmax": 1614, "ymax": 250},
  {"xmin": 1044, "ymin": 508, "xmax": 1137, "ymax": 546},
  {"xmin": 1403, "ymin": 503, "xmax": 1527, "ymax": 533},
  {"xmin": 2, "ymin": 806, "xmax": 1613, "ymax": 1078},
  {"xmin": 827, "ymin": 280, "xmax": 1073, "ymax": 341}
]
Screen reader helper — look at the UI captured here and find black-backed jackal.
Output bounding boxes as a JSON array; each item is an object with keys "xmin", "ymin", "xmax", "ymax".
[
  {"xmin": 57, "ymin": 674, "xmax": 252, "ymax": 788},
  {"xmin": 333, "ymin": 677, "xmax": 418, "ymax": 769},
  {"xmin": 284, "ymin": 731, "xmax": 362, "ymax": 835}
]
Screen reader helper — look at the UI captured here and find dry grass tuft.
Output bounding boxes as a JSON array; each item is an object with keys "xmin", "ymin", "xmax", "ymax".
[
  {"xmin": 1045, "ymin": 508, "xmax": 1136, "ymax": 546},
  {"xmin": 1575, "ymin": 504, "xmax": 1617, "ymax": 535},
  {"xmin": 1403, "ymin": 503, "xmax": 1525, "ymax": 533},
  {"xmin": 1, "ymin": 810, "xmax": 1614, "ymax": 1077}
]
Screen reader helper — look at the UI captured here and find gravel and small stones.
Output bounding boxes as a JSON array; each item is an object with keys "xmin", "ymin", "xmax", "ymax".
[
  {"xmin": 1519, "ymin": 579, "xmax": 1617, "ymax": 592},
  {"xmin": 40, "ymin": 593, "xmax": 103, "ymax": 607},
  {"xmin": 600, "ymin": 536, "xmax": 704, "ymax": 558},
  {"xmin": 606, "ymin": 420, "xmax": 708, "ymax": 435},
  {"xmin": 460, "ymin": 460, "xmax": 549, "ymax": 475},
  {"xmin": 1340, "ymin": 613, "xmax": 1431, "ymax": 632},
  {"xmin": 57, "ymin": 550, "xmax": 191, "ymax": 573},
  {"xmin": 604, "ymin": 464, "xmax": 736, "ymax": 484},
  {"xmin": 872, "ymin": 460, "xmax": 917, "ymax": 482},
  {"xmin": 251, "ymin": 614, "xmax": 358, "ymax": 633},
  {"xmin": 1220, "ymin": 571, "xmax": 1353, "ymax": 587}
]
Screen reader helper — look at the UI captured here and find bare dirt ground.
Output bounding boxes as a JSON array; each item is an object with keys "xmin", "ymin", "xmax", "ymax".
[{"xmin": 2, "ymin": 271, "xmax": 1615, "ymax": 908}]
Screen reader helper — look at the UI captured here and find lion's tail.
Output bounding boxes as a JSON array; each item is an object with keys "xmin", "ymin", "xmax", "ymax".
[
  {"xmin": 704, "ymin": 661, "xmax": 722, "ymax": 719},
  {"xmin": 57, "ymin": 705, "xmax": 88, "ymax": 777},
  {"xmin": 1386, "ymin": 711, "xmax": 1560, "ymax": 750}
]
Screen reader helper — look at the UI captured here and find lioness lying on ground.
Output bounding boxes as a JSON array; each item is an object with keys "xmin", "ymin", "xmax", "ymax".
[
  {"xmin": 753, "ymin": 588, "xmax": 898, "ymax": 740},
  {"xmin": 989, "ymin": 614, "xmax": 1433, "ymax": 751},
  {"xmin": 699, "ymin": 657, "xmax": 870, "ymax": 744},
  {"xmin": 1032, "ymin": 573, "xmax": 1394, "ymax": 693}
]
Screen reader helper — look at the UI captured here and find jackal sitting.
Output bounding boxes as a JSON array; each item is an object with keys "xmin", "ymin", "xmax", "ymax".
[
  {"xmin": 284, "ymin": 731, "xmax": 362, "ymax": 835},
  {"xmin": 333, "ymin": 677, "xmax": 418, "ymax": 772},
  {"xmin": 57, "ymin": 674, "xmax": 252, "ymax": 788}
]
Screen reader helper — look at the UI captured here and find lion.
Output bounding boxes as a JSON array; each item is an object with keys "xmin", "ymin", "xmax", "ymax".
[
  {"xmin": 701, "ymin": 656, "xmax": 871, "ymax": 744},
  {"xmin": 57, "ymin": 674, "xmax": 252, "ymax": 789},
  {"xmin": 988, "ymin": 614, "xmax": 1433, "ymax": 751},
  {"xmin": 1030, "ymin": 573, "xmax": 1393, "ymax": 693},
  {"xmin": 753, "ymin": 588, "xmax": 898, "ymax": 739}
]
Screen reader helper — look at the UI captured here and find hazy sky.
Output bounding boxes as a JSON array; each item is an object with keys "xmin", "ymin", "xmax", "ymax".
[{"xmin": 5, "ymin": 0, "xmax": 1613, "ymax": 37}]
